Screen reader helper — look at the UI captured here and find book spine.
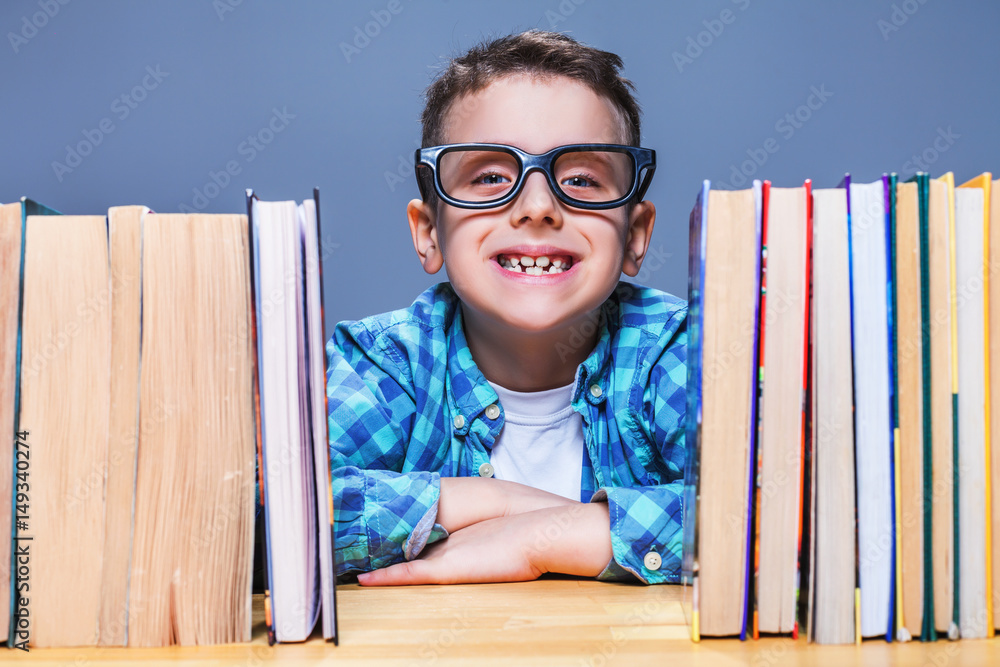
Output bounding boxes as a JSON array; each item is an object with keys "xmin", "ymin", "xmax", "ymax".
[
  {"xmin": 314, "ymin": 188, "xmax": 339, "ymax": 645},
  {"xmin": 793, "ymin": 179, "xmax": 813, "ymax": 642},
  {"xmin": 940, "ymin": 172, "xmax": 961, "ymax": 637},
  {"xmin": 8, "ymin": 199, "xmax": 60, "ymax": 649},
  {"xmin": 747, "ymin": 180, "xmax": 767, "ymax": 641},
  {"xmin": 887, "ymin": 173, "xmax": 905, "ymax": 642},
  {"xmin": 245, "ymin": 191, "xmax": 277, "ymax": 647},
  {"xmin": 5, "ymin": 204, "xmax": 27, "ymax": 650},
  {"xmin": 682, "ymin": 181, "xmax": 709, "ymax": 643},
  {"xmin": 840, "ymin": 174, "xmax": 864, "ymax": 646},
  {"xmin": 982, "ymin": 175, "xmax": 994, "ymax": 637},
  {"xmin": 916, "ymin": 173, "xmax": 937, "ymax": 641}
]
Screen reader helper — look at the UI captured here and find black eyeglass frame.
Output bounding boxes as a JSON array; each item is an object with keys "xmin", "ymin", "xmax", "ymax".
[{"xmin": 414, "ymin": 143, "xmax": 656, "ymax": 210}]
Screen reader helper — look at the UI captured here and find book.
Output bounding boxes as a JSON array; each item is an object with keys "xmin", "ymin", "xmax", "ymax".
[
  {"xmin": 954, "ymin": 173, "xmax": 993, "ymax": 639},
  {"xmin": 894, "ymin": 177, "xmax": 925, "ymax": 641},
  {"xmin": 248, "ymin": 190, "xmax": 337, "ymax": 644},
  {"xmin": 683, "ymin": 181, "xmax": 761, "ymax": 639},
  {"xmin": 126, "ymin": 212, "xmax": 256, "ymax": 647},
  {"xmin": 886, "ymin": 172, "xmax": 903, "ymax": 643},
  {"xmin": 0, "ymin": 199, "xmax": 59, "ymax": 648},
  {"xmin": 928, "ymin": 173, "xmax": 959, "ymax": 639},
  {"xmin": 809, "ymin": 186, "xmax": 857, "ymax": 644},
  {"xmin": 98, "ymin": 205, "xmax": 149, "ymax": 646},
  {"xmin": 992, "ymin": 174, "xmax": 1000, "ymax": 632},
  {"xmin": 2, "ymin": 197, "xmax": 339, "ymax": 648},
  {"xmin": 847, "ymin": 175, "xmax": 895, "ymax": 640},
  {"xmin": 689, "ymin": 169, "xmax": 1000, "ymax": 647},
  {"xmin": 748, "ymin": 180, "xmax": 769, "ymax": 641},
  {"xmin": 755, "ymin": 181, "xmax": 810, "ymax": 636},
  {"xmin": 19, "ymin": 214, "xmax": 111, "ymax": 647}
]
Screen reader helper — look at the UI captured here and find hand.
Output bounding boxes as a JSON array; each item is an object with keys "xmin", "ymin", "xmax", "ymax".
[
  {"xmin": 358, "ymin": 503, "xmax": 613, "ymax": 586},
  {"xmin": 436, "ymin": 476, "xmax": 578, "ymax": 533}
]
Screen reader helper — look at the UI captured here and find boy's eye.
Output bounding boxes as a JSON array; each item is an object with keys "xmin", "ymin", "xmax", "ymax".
[
  {"xmin": 474, "ymin": 172, "xmax": 512, "ymax": 186},
  {"xmin": 561, "ymin": 174, "xmax": 597, "ymax": 189}
]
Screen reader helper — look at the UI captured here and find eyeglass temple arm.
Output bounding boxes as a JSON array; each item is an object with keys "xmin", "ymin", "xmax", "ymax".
[
  {"xmin": 636, "ymin": 161, "xmax": 656, "ymax": 202},
  {"xmin": 414, "ymin": 148, "xmax": 432, "ymax": 200}
]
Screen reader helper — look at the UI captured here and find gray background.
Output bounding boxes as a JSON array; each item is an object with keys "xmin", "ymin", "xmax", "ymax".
[{"xmin": 1, "ymin": 0, "xmax": 997, "ymax": 330}]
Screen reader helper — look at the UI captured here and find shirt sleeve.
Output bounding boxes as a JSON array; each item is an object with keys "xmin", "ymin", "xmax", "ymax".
[
  {"xmin": 591, "ymin": 309, "xmax": 688, "ymax": 584},
  {"xmin": 327, "ymin": 321, "xmax": 448, "ymax": 579}
]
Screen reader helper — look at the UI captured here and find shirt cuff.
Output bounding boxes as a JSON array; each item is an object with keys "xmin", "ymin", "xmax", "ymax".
[
  {"xmin": 403, "ymin": 497, "xmax": 449, "ymax": 560},
  {"xmin": 590, "ymin": 485, "xmax": 683, "ymax": 585},
  {"xmin": 364, "ymin": 469, "xmax": 443, "ymax": 570}
]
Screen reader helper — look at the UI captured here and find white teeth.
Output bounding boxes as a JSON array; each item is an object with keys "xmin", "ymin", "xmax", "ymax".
[{"xmin": 498, "ymin": 254, "xmax": 571, "ymax": 276}]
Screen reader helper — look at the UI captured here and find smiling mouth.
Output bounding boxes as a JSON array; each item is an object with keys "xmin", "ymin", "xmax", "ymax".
[{"xmin": 495, "ymin": 253, "xmax": 574, "ymax": 275}]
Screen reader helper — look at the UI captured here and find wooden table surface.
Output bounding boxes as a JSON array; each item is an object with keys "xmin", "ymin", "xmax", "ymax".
[{"xmin": 6, "ymin": 578, "xmax": 999, "ymax": 666}]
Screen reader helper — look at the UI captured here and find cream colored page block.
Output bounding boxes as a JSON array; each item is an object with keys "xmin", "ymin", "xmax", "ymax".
[
  {"xmin": 98, "ymin": 205, "xmax": 146, "ymax": 646},
  {"xmin": 928, "ymin": 178, "xmax": 955, "ymax": 633},
  {"xmin": 757, "ymin": 186, "xmax": 807, "ymax": 634},
  {"xmin": 0, "ymin": 203, "xmax": 23, "ymax": 641},
  {"xmin": 811, "ymin": 189, "xmax": 856, "ymax": 645},
  {"xmin": 698, "ymin": 188, "xmax": 756, "ymax": 636},
  {"xmin": 128, "ymin": 213, "xmax": 254, "ymax": 646},
  {"xmin": 21, "ymin": 215, "xmax": 110, "ymax": 647},
  {"xmin": 895, "ymin": 182, "xmax": 924, "ymax": 638}
]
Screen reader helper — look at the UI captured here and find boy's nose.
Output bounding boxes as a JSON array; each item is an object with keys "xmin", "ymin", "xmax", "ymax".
[{"xmin": 510, "ymin": 171, "xmax": 563, "ymax": 229}]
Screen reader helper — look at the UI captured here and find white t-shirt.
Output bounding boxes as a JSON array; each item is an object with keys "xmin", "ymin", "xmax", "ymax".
[{"xmin": 487, "ymin": 379, "xmax": 585, "ymax": 501}]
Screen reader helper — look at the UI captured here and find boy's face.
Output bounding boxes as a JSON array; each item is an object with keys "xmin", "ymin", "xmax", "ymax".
[{"xmin": 407, "ymin": 75, "xmax": 655, "ymax": 338}]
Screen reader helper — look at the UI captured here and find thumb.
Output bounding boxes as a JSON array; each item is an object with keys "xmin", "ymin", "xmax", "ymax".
[{"xmin": 358, "ymin": 561, "xmax": 432, "ymax": 586}]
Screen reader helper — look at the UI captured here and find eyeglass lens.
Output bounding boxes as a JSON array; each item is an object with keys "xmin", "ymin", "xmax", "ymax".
[{"xmin": 438, "ymin": 149, "xmax": 635, "ymax": 204}]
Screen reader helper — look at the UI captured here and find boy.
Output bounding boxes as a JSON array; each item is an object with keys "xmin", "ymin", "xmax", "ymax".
[{"xmin": 327, "ymin": 29, "xmax": 686, "ymax": 586}]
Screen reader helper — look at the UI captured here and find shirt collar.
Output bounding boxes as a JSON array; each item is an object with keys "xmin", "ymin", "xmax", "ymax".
[{"xmin": 446, "ymin": 305, "xmax": 499, "ymax": 436}]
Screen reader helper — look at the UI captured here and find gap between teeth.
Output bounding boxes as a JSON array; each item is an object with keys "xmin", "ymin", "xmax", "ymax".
[{"xmin": 497, "ymin": 254, "xmax": 569, "ymax": 275}]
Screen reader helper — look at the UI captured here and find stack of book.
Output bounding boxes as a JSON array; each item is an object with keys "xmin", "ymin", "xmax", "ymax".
[
  {"xmin": 0, "ymin": 192, "xmax": 336, "ymax": 649},
  {"xmin": 683, "ymin": 172, "xmax": 1000, "ymax": 645}
]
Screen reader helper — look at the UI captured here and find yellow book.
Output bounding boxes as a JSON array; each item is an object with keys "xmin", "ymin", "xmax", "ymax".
[
  {"xmin": 894, "ymin": 180, "xmax": 922, "ymax": 642},
  {"xmin": 994, "ymin": 175, "xmax": 1000, "ymax": 632}
]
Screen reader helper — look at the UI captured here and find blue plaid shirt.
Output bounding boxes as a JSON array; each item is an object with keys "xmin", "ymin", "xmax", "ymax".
[{"xmin": 326, "ymin": 281, "xmax": 687, "ymax": 584}]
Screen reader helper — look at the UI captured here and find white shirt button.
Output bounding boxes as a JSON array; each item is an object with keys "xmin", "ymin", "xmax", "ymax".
[
  {"xmin": 478, "ymin": 462, "xmax": 495, "ymax": 478},
  {"xmin": 453, "ymin": 414, "xmax": 465, "ymax": 430},
  {"xmin": 485, "ymin": 403, "xmax": 500, "ymax": 420},
  {"xmin": 589, "ymin": 383, "xmax": 603, "ymax": 398},
  {"xmin": 643, "ymin": 551, "xmax": 662, "ymax": 571}
]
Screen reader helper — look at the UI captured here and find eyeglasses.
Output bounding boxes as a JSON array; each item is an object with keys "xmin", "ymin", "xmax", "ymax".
[{"xmin": 414, "ymin": 143, "xmax": 656, "ymax": 210}]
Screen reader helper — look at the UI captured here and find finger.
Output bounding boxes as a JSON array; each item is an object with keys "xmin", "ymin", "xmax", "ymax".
[{"xmin": 358, "ymin": 560, "xmax": 436, "ymax": 586}]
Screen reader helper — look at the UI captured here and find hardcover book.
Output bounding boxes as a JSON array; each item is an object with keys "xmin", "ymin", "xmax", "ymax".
[
  {"xmin": 683, "ymin": 180, "xmax": 761, "ymax": 640},
  {"xmin": 0, "ymin": 199, "xmax": 59, "ymax": 648},
  {"xmin": 248, "ymin": 189, "xmax": 338, "ymax": 645}
]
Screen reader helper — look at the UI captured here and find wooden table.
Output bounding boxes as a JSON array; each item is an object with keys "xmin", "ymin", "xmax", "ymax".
[{"xmin": 6, "ymin": 579, "xmax": 999, "ymax": 665}]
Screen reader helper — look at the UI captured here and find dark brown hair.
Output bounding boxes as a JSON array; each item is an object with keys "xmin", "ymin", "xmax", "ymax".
[{"xmin": 420, "ymin": 30, "xmax": 642, "ymax": 148}]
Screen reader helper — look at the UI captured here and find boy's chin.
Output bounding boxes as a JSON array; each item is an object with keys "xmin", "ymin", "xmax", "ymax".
[{"xmin": 487, "ymin": 306, "xmax": 599, "ymax": 339}]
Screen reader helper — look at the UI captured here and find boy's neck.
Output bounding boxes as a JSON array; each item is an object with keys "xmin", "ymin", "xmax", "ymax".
[{"xmin": 459, "ymin": 305, "xmax": 600, "ymax": 393}]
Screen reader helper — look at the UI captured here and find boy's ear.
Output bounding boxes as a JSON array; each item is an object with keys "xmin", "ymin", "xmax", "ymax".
[
  {"xmin": 621, "ymin": 200, "xmax": 656, "ymax": 277},
  {"xmin": 407, "ymin": 198, "xmax": 444, "ymax": 274}
]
